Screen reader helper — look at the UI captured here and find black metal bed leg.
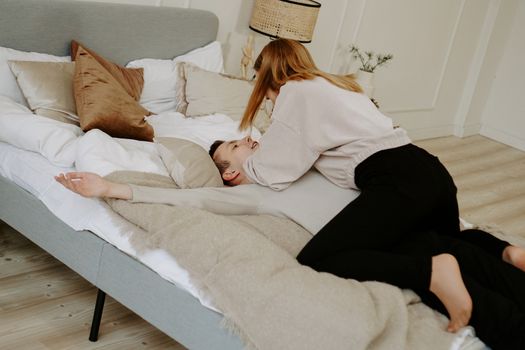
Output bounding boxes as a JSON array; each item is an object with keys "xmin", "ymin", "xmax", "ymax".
[{"xmin": 89, "ymin": 289, "xmax": 106, "ymax": 342}]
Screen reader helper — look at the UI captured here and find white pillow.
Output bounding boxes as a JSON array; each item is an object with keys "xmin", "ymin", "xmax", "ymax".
[
  {"xmin": 0, "ymin": 96, "xmax": 81, "ymax": 167},
  {"xmin": 75, "ymin": 129, "xmax": 169, "ymax": 177},
  {"xmin": 126, "ymin": 41, "xmax": 224, "ymax": 114},
  {"xmin": 173, "ymin": 41, "xmax": 224, "ymax": 73},
  {"xmin": 146, "ymin": 111, "xmax": 261, "ymax": 152},
  {"xmin": 0, "ymin": 46, "xmax": 70, "ymax": 106}
]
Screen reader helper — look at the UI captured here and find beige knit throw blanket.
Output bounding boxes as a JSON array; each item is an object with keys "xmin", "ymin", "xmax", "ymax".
[{"xmin": 104, "ymin": 171, "xmax": 482, "ymax": 350}]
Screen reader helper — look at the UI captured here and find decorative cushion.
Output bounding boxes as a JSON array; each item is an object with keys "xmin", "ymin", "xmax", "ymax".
[
  {"xmin": 73, "ymin": 45, "xmax": 154, "ymax": 141},
  {"xmin": 71, "ymin": 40, "xmax": 144, "ymax": 101},
  {"xmin": 176, "ymin": 63, "xmax": 271, "ymax": 133},
  {"xmin": 8, "ymin": 60, "xmax": 78, "ymax": 125},
  {"xmin": 0, "ymin": 46, "xmax": 69, "ymax": 106},
  {"xmin": 126, "ymin": 41, "xmax": 224, "ymax": 114},
  {"xmin": 155, "ymin": 137, "xmax": 223, "ymax": 188}
]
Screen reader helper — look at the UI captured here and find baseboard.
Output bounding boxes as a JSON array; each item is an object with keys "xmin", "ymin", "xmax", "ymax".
[
  {"xmin": 454, "ymin": 123, "xmax": 481, "ymax": 137},
  {"xmin": 480, "ymin": 125, "xmax": 525, "ymax": 151},
  {"xmin": 405, "ymin": 124, "xmax": 455, "ymax": 141}
]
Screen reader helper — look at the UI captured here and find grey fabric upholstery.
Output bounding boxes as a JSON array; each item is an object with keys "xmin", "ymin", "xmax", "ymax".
[
  {"xmin": 0, "ymin": 175, "xmax": 104, "ymax": 285},
  {"xmin": 0, "ymin": 0, "xmax": 219, "ymax": 64},
  {"xmin": 98, "ymin": 244, "xmax": 244, "ymax": 349}
]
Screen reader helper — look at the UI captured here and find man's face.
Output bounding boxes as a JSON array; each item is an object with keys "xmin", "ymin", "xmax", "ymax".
[
  {"xmin": 213, "ymin": 136, "xmax": 259, "ymax": 186},
  {"xmin": 266, "ymin": 88, "xmax": 278, "ymax": 104}
]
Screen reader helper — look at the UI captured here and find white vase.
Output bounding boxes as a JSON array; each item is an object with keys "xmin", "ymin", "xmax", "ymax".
[{"xmin": 355, "ymin": 69, "xmax": 375, "ymax": 98}]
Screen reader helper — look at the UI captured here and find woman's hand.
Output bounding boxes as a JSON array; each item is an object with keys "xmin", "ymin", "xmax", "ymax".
[{"xmin": 55, "ymin": 172, "xmax": 111, "ymax": 198}]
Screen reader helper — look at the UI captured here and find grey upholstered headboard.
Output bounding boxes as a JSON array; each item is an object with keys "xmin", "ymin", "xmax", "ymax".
[{"xmin": 0, "ymin": 0, "xmax": 219, "ymax": 65}]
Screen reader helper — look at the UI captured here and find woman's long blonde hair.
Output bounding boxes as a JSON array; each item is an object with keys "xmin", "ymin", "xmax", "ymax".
[{"xmin": 240, "ymin": 38, "xmax": 363, "ymax": 130}]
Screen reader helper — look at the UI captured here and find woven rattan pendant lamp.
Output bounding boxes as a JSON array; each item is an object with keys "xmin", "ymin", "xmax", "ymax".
[{"xmin": 249, "ymin": 0, "xmax": 321, "ymax": 43}]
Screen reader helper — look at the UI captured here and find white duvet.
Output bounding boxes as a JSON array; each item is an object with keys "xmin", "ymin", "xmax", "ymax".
[{"xmin": 0, "ymin": 97, "xmax": 484, "ymax": 350}]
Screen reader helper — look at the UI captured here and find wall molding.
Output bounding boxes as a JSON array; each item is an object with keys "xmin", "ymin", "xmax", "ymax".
[
  {"xmin": 453, "ymin": 0, "xmax": 501, "ymax": 137},
  {"xmin": 455, "ymin": 122, "xmax": 482, "ymax": 137},
  {"xmin": 427, "ymin": 0, "xmax": 466, "ymax": 111},
  {"xmin": 405, "ymin": 124, "xmax": 456, "ymax": 141},
  {"xmin": 481, "ymin": 125, "xmax": 525, "ymax": 151},
  {"xmin": 158, "ymin": 0, "xmax": 190, "ymax": 8},
  {"xmin": 381, "ymin": 0, "xmax": 466, "ymax": 113},
  {"xmin": 349, "ymin": 0, "xmax": 367, "ymax": 45},
  {"xmin": 328, "ymin": 0, "xmax": 350, "ymax": 70}
]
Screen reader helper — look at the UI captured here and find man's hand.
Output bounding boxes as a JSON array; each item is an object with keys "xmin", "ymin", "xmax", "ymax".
[
  {"xmin": 55, "ymin": 172, "xmax": 113, "ymax": 198},
  {"xmin": 55, "ymin": 172, "xmax": 133, "ymax": 199}
]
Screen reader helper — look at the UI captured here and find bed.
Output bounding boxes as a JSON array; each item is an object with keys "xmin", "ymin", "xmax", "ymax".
[
  {"xmin": 0, "ymin": 1, "xmax": 488, "ymax": 349},
  {"xmin": 0, "ymin": 0, "xmax": 245, "ymax": 348}
]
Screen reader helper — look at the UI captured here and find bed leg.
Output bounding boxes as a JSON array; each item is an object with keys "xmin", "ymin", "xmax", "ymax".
[{"xmin": 89, "ymin": 289, "xmax": 106, "ymax": 342}]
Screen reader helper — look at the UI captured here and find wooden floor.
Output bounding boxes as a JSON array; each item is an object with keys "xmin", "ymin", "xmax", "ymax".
[
  {"xmin": 1, "ymin": 135, "xmax": 524, "ymax": 349},
  {"xmin": 0, "ymin": 220, "xmax": 185, "ymax": 349},
  {"xmin": 416, "ymin": 135, "xmax": 525, "ymax": 238}
]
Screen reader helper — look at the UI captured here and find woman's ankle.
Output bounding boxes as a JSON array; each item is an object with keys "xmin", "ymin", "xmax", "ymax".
[
  {"xmin": 430, "ymin": 253, "xmax": 472, "ymax": 332},
  {"xmin": 502, "ymin": 245, "xmax": 525, "ymax": 272}
]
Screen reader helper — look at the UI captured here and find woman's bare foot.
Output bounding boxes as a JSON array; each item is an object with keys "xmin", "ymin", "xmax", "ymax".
[
  {"xmin": 503, "ymin": 245, "xmax": 525, "ymax": 272},
  {"xmin": 430, "ymin": 253, "xmax": 472, "ymax": 332}
]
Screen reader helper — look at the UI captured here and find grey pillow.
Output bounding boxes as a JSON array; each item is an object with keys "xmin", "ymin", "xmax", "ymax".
[{"xmin": 155, "ymin": 137, "xmax": 223, "ymax": 189}]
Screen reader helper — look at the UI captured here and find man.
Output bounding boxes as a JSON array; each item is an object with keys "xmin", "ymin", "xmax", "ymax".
[
  {"xmin": 208, "ymin": 136, "xmax": 259, "ymax": 186},
  {"xmin": 55, "ymin": 136, "xmax": 358, "ymax": 234}
]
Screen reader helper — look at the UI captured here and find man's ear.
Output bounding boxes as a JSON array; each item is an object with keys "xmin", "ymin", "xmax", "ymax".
[{"xmin": 222, "ymin": 169, "xmax": 237, "ymax": 182}]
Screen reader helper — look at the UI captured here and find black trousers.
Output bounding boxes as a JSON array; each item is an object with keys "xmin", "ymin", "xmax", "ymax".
[{"xmin": 296, "ymin": 144, "xmax": 525, "ymax": 349}]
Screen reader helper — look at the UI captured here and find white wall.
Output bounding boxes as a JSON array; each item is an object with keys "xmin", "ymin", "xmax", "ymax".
[
  {"xmin": 69, "ymin": 0, "xmax": 524, "ymax": 147},
  {"xmin": 329, "ymin": 0, "xmax": 492, "ymax": 140}
]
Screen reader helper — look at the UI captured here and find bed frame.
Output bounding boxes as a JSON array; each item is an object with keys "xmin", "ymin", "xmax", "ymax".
[{"xmin": 0, "ymin": 0, "xmax": 244, "ymax": 348}]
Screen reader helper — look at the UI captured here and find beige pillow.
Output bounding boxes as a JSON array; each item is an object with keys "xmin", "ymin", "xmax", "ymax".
[
  {"xmin": 8, "ymin": 61, "xmax": 79, "ymax": 125},
  {"xmin": 155, "ymin": 137, "xmax": 223, "ymax": 189},
  {"xmin": 176, "ymin": 62, "xmax": 271, "ymax": 133},
  {"xmin": 73, "ymin": 45, "xmax": 154, "ymax": 141}
]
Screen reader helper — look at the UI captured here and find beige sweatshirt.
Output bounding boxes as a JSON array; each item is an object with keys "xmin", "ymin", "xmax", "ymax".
[
  {"xmin": 243, "ymin": 77, "xmax": 411, "ymax": 190},
  {"xmin": 129, "ymin": 170, "xmax": 358, "ymax": 235}
]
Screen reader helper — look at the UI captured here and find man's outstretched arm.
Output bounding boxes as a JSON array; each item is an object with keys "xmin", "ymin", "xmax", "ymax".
[{"xmin": 55, "ymin": 172, "xmax": 261, "ymax": 216}]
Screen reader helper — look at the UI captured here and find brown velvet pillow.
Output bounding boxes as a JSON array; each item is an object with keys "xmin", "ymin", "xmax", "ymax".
[
  {"xmin": 71, "ymin": 40, "xmax": 144, "ymax": 101},
  {"xmin": 73, "ymin": 45, "xmax": 154, "ymax": 141}
]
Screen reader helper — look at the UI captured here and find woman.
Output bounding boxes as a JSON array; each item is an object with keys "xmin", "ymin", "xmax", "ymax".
[
  {"xmin": 55, "ymin": 170, "xmax": 525, "ymax": 350},
  {"xmin": 238, "ymin": 38, "xmax": 525, "ymax": 348}
]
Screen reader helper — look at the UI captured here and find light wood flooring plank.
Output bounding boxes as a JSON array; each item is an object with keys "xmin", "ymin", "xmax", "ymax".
[{"xmin": 0, "ymin": 224, "xmax": 60, "ymax": 279}]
